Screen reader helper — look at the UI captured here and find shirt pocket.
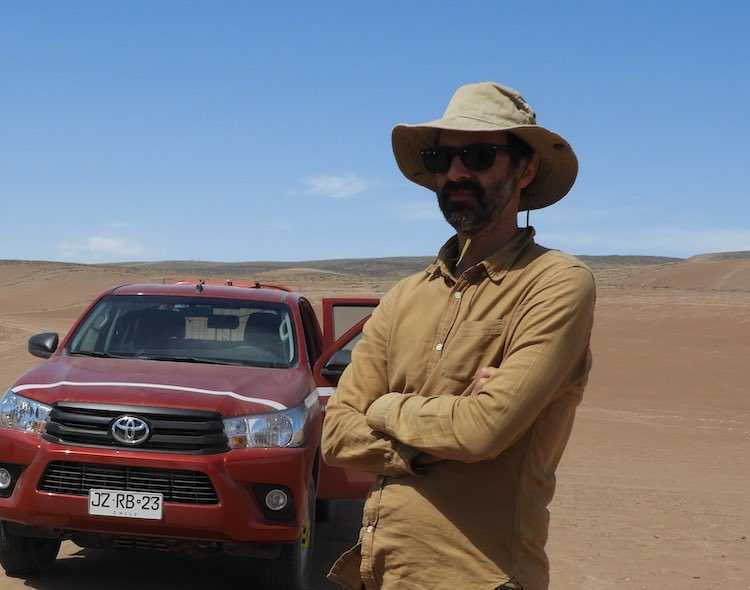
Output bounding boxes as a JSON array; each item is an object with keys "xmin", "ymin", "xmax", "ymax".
[{"xmin": 439, "ymin": 319, "xmax": 506, "ymax": 383}]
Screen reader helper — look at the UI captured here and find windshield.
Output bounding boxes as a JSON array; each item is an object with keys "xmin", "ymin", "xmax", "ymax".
[{"xmin": 67, "ymin": 295, "xmax": 296, "ymax": 368}]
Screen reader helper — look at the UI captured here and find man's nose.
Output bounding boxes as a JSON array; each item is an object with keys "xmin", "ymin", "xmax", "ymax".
[{"xmin": 445, "ymin": 152, "xmax": 472, "ymax": 181}]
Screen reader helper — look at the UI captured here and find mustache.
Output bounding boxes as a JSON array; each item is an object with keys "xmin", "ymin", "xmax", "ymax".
[{"xmin": 439, "ymin": 180, "xmax": 486, "ymax": 208}]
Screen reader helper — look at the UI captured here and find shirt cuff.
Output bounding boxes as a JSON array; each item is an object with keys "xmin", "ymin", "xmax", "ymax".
[
  {"xmin": 384, "ymin": 442, "xmax": 419, "ymax": 476},
  {"xmin": 366, "ymin": 392, "xmax": 403, "ymax": 433}
]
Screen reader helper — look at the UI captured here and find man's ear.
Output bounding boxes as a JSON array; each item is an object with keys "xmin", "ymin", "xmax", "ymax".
[{"xmin": 517, "ymin": 153, "xmax": 540, "ymax": 190}]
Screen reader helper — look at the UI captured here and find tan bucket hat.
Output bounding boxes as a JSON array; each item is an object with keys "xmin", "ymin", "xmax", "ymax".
[{"xmin": 392, "ymin": 82, "xmax": 578, "ymax": 211}]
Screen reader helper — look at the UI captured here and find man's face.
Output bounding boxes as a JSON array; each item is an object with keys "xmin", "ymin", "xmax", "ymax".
[{"xmin": 434, "ymin": 130, "xmax": 520, "ymax": 234}]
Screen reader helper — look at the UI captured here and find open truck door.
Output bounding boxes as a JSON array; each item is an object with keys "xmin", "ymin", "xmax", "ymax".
[{"xmin": 314, "ymin": 297, "xmax": 378, "ymax": 500}]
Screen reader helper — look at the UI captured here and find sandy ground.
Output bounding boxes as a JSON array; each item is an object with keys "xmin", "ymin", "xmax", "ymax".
[{"xmin": 0, "ymin": 260, "xmax": 748, "ymax": 589}]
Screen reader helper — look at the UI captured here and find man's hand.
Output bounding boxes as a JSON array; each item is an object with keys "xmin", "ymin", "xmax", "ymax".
[{"xmin": 471, "ymin": 366, "xmax": 498, "ymax": 396}]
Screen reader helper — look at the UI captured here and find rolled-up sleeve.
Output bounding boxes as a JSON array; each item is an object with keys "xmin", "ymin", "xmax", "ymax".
[
  {"xmin": 365, "ymin": 266, "xmax": 596, "ymax": 463},
  {"xmin": 321, "ymin": 281, "xmax": 418, "ymax": 476}
]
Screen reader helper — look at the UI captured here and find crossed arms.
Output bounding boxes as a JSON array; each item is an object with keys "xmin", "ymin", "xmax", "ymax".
[{"xmin": 320, "ymin": 265, "xmax": 595, "ymax": 474}]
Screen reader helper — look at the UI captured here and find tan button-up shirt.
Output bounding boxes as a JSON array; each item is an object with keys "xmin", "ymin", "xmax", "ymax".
[{"xmin": 321, "ymin": 228, "xmax": 596, "ymax": 590}]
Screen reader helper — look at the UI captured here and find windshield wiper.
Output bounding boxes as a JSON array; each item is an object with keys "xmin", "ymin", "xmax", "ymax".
[
  {"xmin": 69, "ymin": 351, "xmax": 133, "ymax": 359},
  {"xmin": 135, "ymin": 355, "xmax": 242, "ymax": 366}
]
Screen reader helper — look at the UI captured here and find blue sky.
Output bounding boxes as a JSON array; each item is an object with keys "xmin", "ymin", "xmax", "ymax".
[{"xmin": 2, "ymin": 1, "xmax": 749, "ymax": 262}]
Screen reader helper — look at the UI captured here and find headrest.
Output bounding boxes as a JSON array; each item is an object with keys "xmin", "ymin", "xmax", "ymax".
[{"xmin": 244, "ymin": 312, "xmax": 281, "ymax": 339}]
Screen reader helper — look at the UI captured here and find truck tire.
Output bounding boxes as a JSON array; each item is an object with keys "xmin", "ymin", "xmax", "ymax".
[
  {"xmin": 258, "ymin": 480, "xmax": 315, "ymax": 590},
  {"xmin": 0, "ymin": 522, "xmax": 61, "ymax": 577},
  {"xmin": 315, "ymin": 498, "xmax": 333, "ymax": 522}
]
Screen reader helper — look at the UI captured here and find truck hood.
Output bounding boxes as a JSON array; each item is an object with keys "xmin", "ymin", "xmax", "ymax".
[{"xmin": 10, "ymin": 356, "xmax": 315, "ymax": 417}]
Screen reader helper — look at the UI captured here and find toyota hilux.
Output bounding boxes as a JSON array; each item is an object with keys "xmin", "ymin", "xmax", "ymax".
[{"xmin": 0, "ymin": 279, "xmax": 376, "ymax": 589}]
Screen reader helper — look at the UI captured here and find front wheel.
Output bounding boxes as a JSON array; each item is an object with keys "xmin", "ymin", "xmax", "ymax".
[
  {"xmin": 258, "ymin": 480, "xmax": 316, "ymax": 590},
  {"xmin": 315, "ymin": 498, "xmax": 334, "ymax": 522},
  {"xmin": 0, "ymin": 522, "xmax": 61, "ymax": 577}
]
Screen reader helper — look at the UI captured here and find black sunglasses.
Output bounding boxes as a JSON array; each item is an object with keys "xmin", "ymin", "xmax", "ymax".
[{"xmin": 420, "ymin": 143, "xmax": 513, "ymax": 174}]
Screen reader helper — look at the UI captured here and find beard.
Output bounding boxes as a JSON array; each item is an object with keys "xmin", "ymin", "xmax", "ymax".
[{"xmin": 437, "ymin": 175, "xmax": 517, "ymax": 234}]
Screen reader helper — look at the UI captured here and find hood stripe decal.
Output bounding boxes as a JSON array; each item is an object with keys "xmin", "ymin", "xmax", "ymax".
[{"xmin": 13, "ymin": 381, "xmax": 287, "ymax": 411}]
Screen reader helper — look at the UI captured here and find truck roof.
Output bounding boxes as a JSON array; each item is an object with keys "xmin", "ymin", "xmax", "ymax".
[{"xmin": 110, "ymin": 281, "xmax": 301, "ymax": 304}]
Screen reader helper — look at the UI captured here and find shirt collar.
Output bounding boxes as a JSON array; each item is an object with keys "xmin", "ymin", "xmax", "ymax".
[{"xmin": 425, "ymin": 227, "xmax": 536, "ymax": 283}]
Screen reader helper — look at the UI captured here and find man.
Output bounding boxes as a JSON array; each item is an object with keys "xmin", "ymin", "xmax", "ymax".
[{"xmin": 321, "ymin": 82, "xmax": 595, "ymax": 590}]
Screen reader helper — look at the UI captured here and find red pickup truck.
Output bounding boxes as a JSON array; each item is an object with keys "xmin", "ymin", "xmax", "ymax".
[{"xmin": 0, "ymin": 279, "xmax": 376, "ymax": 589}]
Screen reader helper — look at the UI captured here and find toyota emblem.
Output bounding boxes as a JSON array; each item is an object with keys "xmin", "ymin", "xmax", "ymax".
[{"xmin": 111, "ymin": 416, "xmax": 150, "ymax": 445}]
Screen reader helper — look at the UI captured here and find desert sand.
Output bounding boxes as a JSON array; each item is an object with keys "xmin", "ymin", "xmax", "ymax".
[{"xmin": 0, "ymin": 255, "xmax": 747, "ymax": 589}]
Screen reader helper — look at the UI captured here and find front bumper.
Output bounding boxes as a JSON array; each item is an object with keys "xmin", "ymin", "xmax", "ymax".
[{"xmin": 0, "ymin": 429, "xmax": 314, "ymax": 544}]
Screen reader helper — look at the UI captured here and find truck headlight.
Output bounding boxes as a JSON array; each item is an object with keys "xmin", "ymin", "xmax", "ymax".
[
  {"xmin": 0, "ymin": 390, "xmax": 51, "ymax": 435},
  {"xmin": 223, "ymin": 401, "xmax": 311, "ymax": 449}
]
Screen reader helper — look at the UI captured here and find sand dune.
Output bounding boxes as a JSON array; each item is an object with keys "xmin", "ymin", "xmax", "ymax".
[
  {"xmin": 621, "ymin": 258, "xmax": 750, "ymax": 291},
  {"xmin": 689, "ymin": 250, "xmax": 750, "ymax": 262}
]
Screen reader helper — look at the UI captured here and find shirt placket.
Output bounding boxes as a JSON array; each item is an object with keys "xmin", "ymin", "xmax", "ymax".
[
  {"xmin": 427, "ymin": 274, "xmax": 476, "ymax": 373},
  {"xmin": 359, "ymin": 475, "xmax": 384, "ymax": 589}
]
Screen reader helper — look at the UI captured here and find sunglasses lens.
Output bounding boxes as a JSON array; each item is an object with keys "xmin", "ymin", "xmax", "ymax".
[
  {"xmin": 421, "ymin": 148, "xmax": 451, "ymax": 173},
  {"xmin": 462, "ymin": 144, "xmax": 496, "ymax": 171},
  {"xmin": 421, "ymin": 144, "xmax": 503, "ymax": 173}
]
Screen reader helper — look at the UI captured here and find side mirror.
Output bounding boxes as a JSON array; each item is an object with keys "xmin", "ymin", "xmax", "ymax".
[
  {"xmin": 28, "ymin": 333, "xmax": 59, "ymax": 359},
  {"xmin": 320, "ymin": 349, "xmax": 351, "ymax": 380}
]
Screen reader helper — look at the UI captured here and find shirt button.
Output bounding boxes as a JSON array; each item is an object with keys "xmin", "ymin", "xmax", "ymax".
[
  {"xmin": 435, "ymin": 343, "xmax": 443, "ymax": 352},
  {"xmin": 453, "ymin": 292, "xmax": 462, "ymax": 299}
]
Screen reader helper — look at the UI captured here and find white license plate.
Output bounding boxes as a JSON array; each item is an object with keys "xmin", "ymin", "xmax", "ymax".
[{"xmin": 88, "ymin": 489, "xmax": 163, "ymax": 520}]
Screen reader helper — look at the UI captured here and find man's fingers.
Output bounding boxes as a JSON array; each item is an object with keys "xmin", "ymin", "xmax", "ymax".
[
  {"xmin": 470, "ymin": 367, "xmax": 498, "ymax": 394},
  {"xmin": 476, "ymin": 366, "xmax": 497, "ymax": 379}
]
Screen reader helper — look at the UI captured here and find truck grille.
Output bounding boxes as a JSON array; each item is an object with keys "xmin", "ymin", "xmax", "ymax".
[
  {"xmin": 44, "ymin": 402, "xmax": 228, "ymax": 454},
  {"xmin": 38, "ymin": 461, "xmax": 219, "ymax": 504}
]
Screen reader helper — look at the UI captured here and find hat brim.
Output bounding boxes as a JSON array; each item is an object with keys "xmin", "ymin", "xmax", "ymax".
[{"xmin": 392, "ymin": 115, "xmax": 578, "ymax": 211}]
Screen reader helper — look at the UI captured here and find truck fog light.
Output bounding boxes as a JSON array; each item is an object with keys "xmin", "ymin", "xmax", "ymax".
[
  {"xmin": 0, "ymin": 468, "xmax": 12, "ymax": 490},
  {"xmin": 264, "ymin": 489, "xmax": 288, "ymax": 511}
]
